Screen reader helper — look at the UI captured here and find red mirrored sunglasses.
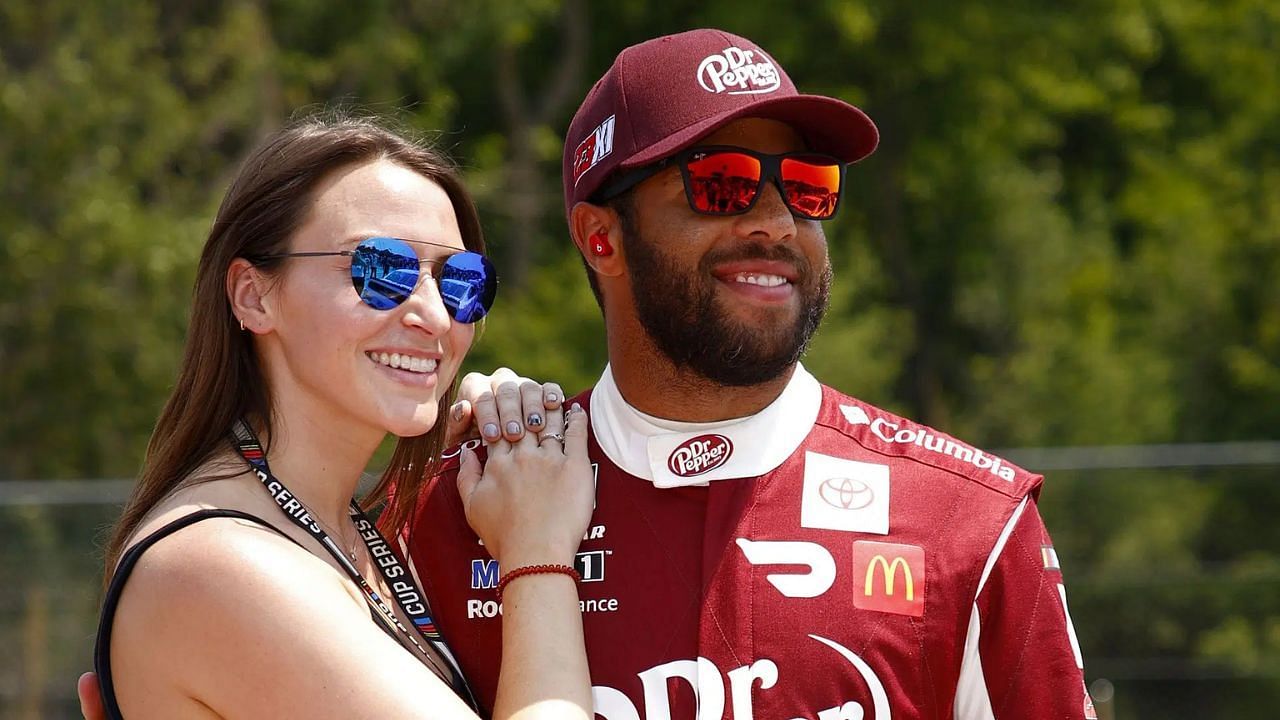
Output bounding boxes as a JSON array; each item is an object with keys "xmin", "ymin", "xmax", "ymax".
[{"xmin": 593, "ymin": 145, "xmax": 847, "ymax": 221}]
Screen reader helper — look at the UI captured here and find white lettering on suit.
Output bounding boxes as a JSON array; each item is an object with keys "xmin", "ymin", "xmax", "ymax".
[{"xmin": 590, "ymin": 636, "xmax": 890, "ymax": 719}]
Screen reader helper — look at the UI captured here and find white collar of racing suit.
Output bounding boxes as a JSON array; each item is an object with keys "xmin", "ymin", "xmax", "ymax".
[{"xmin": 588, "ymin": 363, "xmax": 822, "ymax": 488}]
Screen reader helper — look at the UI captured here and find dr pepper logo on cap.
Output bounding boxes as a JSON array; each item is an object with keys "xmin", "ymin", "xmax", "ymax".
[
  {"xmin": 668, "ymin": 434, "xmax": 734, "ymax": 477},
  {"xmin": 697, "ymin": 45, "xmax": 780, "ymax": 95}
]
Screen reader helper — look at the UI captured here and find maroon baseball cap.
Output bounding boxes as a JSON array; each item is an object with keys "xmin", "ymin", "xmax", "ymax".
[{"xmin": 563, "ymin": 28, "xmax": 879, "ymax": 218}]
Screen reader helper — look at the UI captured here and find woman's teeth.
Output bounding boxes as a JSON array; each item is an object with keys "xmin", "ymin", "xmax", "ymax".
[
  {"xmin": 367, "ymin": 351, "xmax": 437, "ymax": 374},
  {"xmin": 733, "ymin": 273, "xmax": 788, "ymax": 287}
]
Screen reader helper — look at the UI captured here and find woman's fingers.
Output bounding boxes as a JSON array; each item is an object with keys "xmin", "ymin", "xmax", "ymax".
[
  {"xmin": 563, "ymin": 403, "xmax": 588, "ymax": 459},
  {"xmin": 520, "ymin": 381, "xmax": 547, "ymax": 432},
  {"xmin": 542, "ymin": 382, "xmax": 565, "ymax": 411},
  {"xmin": 78, "ymin": 672, "xmax": 105, "ymax": 720},
  {"xmin": 442, "ymin": 398, "xmax": 474, "ymax": 447},
  {"xmin": 460, "ymin": 371, "xmax": 563, "ymax": 444},
  {"xmin": 537, "ymin": 404, "xmax": 567, "ymax": 452},
  {"xmin": 456, "ymin": 445, "xmax": 483, "ymax": 510},
  {"xmin": 460, "ymin": 368, "xmax": 517, "ymax": 442}
]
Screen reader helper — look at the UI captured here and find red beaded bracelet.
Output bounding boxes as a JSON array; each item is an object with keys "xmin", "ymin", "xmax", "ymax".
[{"xmin": 495, "ymin": 564, "xmax": 582, "ymax": 602}]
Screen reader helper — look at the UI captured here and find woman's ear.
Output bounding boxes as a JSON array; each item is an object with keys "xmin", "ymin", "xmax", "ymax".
[
  {"xmin": 227, "ymin": 258, "xmax": 273, "ymax": 334},
  {"xmin": 569, "ymin": 202, "xmax": 625, "ymax": 278}
]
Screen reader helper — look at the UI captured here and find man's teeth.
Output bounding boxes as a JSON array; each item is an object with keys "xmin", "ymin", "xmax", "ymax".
[
  {"xmin": 367, "ymin": 351, "xmax": 437, "ymax": 373},
  {"xmin": 733, "ymin": 273, "xmax": 788, "ymax": 287}
]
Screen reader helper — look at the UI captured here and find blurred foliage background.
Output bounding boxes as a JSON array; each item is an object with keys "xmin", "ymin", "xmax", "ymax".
[{"xmin": 1, "ymin": 0, "xmax": 1277, "ymax": 717}]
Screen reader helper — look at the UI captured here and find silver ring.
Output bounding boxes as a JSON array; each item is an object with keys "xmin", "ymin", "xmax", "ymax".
[{"xmin": 541, "ymin": 432, "xmax": 565, "ymax": 444}]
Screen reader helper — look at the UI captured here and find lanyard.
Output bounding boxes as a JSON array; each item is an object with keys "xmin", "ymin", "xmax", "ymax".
[{"xmin": 230, "ymin": 419, "xmax": 478, "ymax": 712}]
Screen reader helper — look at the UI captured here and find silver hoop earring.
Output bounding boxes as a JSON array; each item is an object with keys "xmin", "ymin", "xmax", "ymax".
[{"xmin": 239, "ymin": 318, "xmax": 245, "ymax": 332}]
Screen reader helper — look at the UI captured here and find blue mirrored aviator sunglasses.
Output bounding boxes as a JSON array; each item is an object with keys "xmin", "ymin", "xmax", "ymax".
[{"xmin": 257, "ymin": 237, "xmax": 498, "ymax": 323}]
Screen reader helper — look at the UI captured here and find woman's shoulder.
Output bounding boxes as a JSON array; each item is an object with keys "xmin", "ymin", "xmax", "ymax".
[
  {"xmin": 116, "ymin": 503, "xmax": 351, "ymax": 615},
  {"xmin": 105, "ymin": 497, "xmax": 427, "ymax": 717},
  {"xmin": 115, "ymin": 459, "xmax": 358, "ymax": 622},
  {"xmin": 124, "ymin": 460, "xmax": 278, "ymax": 546}
]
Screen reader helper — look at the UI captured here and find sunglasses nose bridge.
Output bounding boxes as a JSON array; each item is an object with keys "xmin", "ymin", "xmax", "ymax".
[
  {"xmin": 398, "ymin": 266, "xmax": 455, "ymax": 332},
  {"xmin": 752, "ymin": 164, "xmax": 798, "ymax": 217},
  {"xmin": 729, "ymin": 182, "xmax": 797, "ymax": 245},
  {"xmin": 743, "ymin": 157, "xmax": 794, "ymax": 220}
]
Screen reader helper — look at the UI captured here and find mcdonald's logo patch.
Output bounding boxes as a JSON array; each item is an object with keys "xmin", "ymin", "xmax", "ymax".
[{"xmin": 852, "ymin": 541, "xmax": 925, "ymax": 617}]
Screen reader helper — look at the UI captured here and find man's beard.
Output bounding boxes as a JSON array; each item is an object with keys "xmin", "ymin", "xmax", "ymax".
[{"xmin": 624, "ymin": 227, "xmax": 832, "ymax": 387}]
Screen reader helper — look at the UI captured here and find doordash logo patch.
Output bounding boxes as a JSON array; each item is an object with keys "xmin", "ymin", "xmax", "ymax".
[{"xmin": 668, "ymin": 434, "xmax": 734, "ymax": 477}]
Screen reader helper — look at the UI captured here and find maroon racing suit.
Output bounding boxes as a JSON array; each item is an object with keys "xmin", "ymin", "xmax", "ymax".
[{"xmin": 392, "ymin": 366, "xmax": 1094, "ymax": 720}]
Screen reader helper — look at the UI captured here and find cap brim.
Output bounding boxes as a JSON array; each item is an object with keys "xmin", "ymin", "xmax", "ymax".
[{"xmin": 621, "ymin": 94, "xmax": 879, "ymax": 170}]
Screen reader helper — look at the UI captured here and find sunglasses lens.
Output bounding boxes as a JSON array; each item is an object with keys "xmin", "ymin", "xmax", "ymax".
[
  {"xmin": 685, "ymin": 151, "xmax": 762, "ymax": 214},
  {"xmin": 347, "ymin": 238, "xmax": 497, "ymax": 322},
  {"xmin": 351, "ymin": 237, "xmax": 420, "ymax": 310},
  {"xmin": 780, "ymin": 156, "xmax": 842, "ymax": 220},
  {"xmin": 439, "ymin": 252, "xmax": 498, "ymax": 324}
]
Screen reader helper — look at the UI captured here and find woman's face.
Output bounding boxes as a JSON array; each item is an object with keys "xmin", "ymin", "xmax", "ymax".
[{"xmin": 261, "ymin": 158, "xmax": 476, "ymax": 439}]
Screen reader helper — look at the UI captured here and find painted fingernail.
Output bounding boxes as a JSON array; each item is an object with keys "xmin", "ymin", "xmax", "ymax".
[
  {"xmin": 527, "ymin": 413, "xmax": 543, "ymax": 427},
  {"xmin": 546, "ymin": 392, "xmax": 560, "ymax": 404},
  {"xmin": 570, "ymin": 402, "xmax": 583, "ymax": 413},
  {"xmin": 451, "ymin": 403, "xmax": 465, "ymax": 422},
  {"xmin": 482, "ymin": 423, "xmax": 499, "ymax": 439},
  {"xmin": 506, "ymin": 421, "xmax": 521, "ymax": 435}
]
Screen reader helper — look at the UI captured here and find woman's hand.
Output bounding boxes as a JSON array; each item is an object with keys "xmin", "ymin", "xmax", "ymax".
[
  {"xmin": 445, "ymin": 368, "xmax": 565, "ymax": 447},
  {"xmin": 456, "ymin": 404, "xmax": 593, "ymax": 567},
  {"xmin": 77, "ymin": 672, "xmax": 105, "ymax": 720}
]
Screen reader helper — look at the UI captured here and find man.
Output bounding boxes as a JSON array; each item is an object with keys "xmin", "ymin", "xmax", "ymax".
[{"xmin": 402, "ymin": 28, "xmax": 1093, "ymax": 720}]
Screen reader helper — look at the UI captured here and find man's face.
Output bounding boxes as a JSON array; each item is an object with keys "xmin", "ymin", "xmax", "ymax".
[{"xmin": 619, "ymin": 118, "xmax": 833, "ymax": 387}]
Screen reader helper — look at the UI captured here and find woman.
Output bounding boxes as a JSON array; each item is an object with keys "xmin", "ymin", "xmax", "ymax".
[{"xmin": 91, "ymin": 114, "xmax": 595, "ymax": 719}]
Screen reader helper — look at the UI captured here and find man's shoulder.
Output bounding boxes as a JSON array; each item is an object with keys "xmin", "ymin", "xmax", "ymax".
[{"xmin": 812, "ymin": 384, "xmax": 1042, "ymax": 499}]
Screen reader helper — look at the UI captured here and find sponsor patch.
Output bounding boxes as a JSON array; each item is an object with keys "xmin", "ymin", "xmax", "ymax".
[
  {"xmin": 575, "ymin": 549, "xmax": 608, "ymax": 582},
  {"xmin": 818, "ymin": 476, "xmax": 875, "ymax": 510},
  {"xmin": 470, "ymin": 558, "xmax": 500, "ymax": 590},
  {"xmin": 473, "ymin": 550, "xmax": 607, "ymax": 590},
  {"xmin": 840, "ymin": 404, "xmax": 871, "ymax": 426},
  {"xmin": 467, "ymin": 596, "xmax": 620, "ymax": 619},
  {"xmin": 841, "ymin": 402, "xmax": 1018, "ymax": 482},
  {"xmin": 696, "ymin": 45, "xmax": 780, "ymax": 95},
  {"xmin": 668, "ymin": 433, "xmax": 733, "ymax": 477},
  {"xmin": 1083, "ymin": 680, "xmax": 1097, "ymax": 719},
  {"xmin": 572, "ymin": 115, "xmax": 615, "ymax": 186},
  {"xmin": 736, "ymin": 538, "xmax": 836, "ymax": 598},
  {"xmin": 852, "ymin": 540, "xmax": 925, "ymax": 617},
  {"xmin": 1042, "ymin": 544, "xmax": 1061, "ymax": 571},
  {"xmin": 801, "ymin": 452, "xmax": 890, "ymax": 534}
]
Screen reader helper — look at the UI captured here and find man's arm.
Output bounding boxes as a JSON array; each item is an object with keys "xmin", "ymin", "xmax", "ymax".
[{"xmin": 954, "ymin": 496, "xmax": 1093, "ymax": 720}]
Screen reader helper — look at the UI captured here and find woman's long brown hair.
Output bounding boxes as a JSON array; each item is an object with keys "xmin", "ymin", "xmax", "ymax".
[{"xmin": 104, "ymin": 112, "xmax": 485, "ymax": 577}]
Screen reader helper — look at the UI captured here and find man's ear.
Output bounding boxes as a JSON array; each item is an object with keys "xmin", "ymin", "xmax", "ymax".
[
  {"xmin": 569, "ymin": 201, "xmax": 625, "ymax": 278},
  {"xmin": 226, "ymin": 258, "xmax": 274, "ymax": 333}
]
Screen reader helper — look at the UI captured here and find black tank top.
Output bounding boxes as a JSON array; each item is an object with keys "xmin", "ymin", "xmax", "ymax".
[{"xmin": 92, "ymin": 509, "xmax": 394, "ymax": 719}]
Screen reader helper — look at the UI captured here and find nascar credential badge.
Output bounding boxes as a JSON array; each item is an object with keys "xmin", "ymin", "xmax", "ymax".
[{"xmin": 800, "ymin": 452, "xmax": 890, "ymax": 534}]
